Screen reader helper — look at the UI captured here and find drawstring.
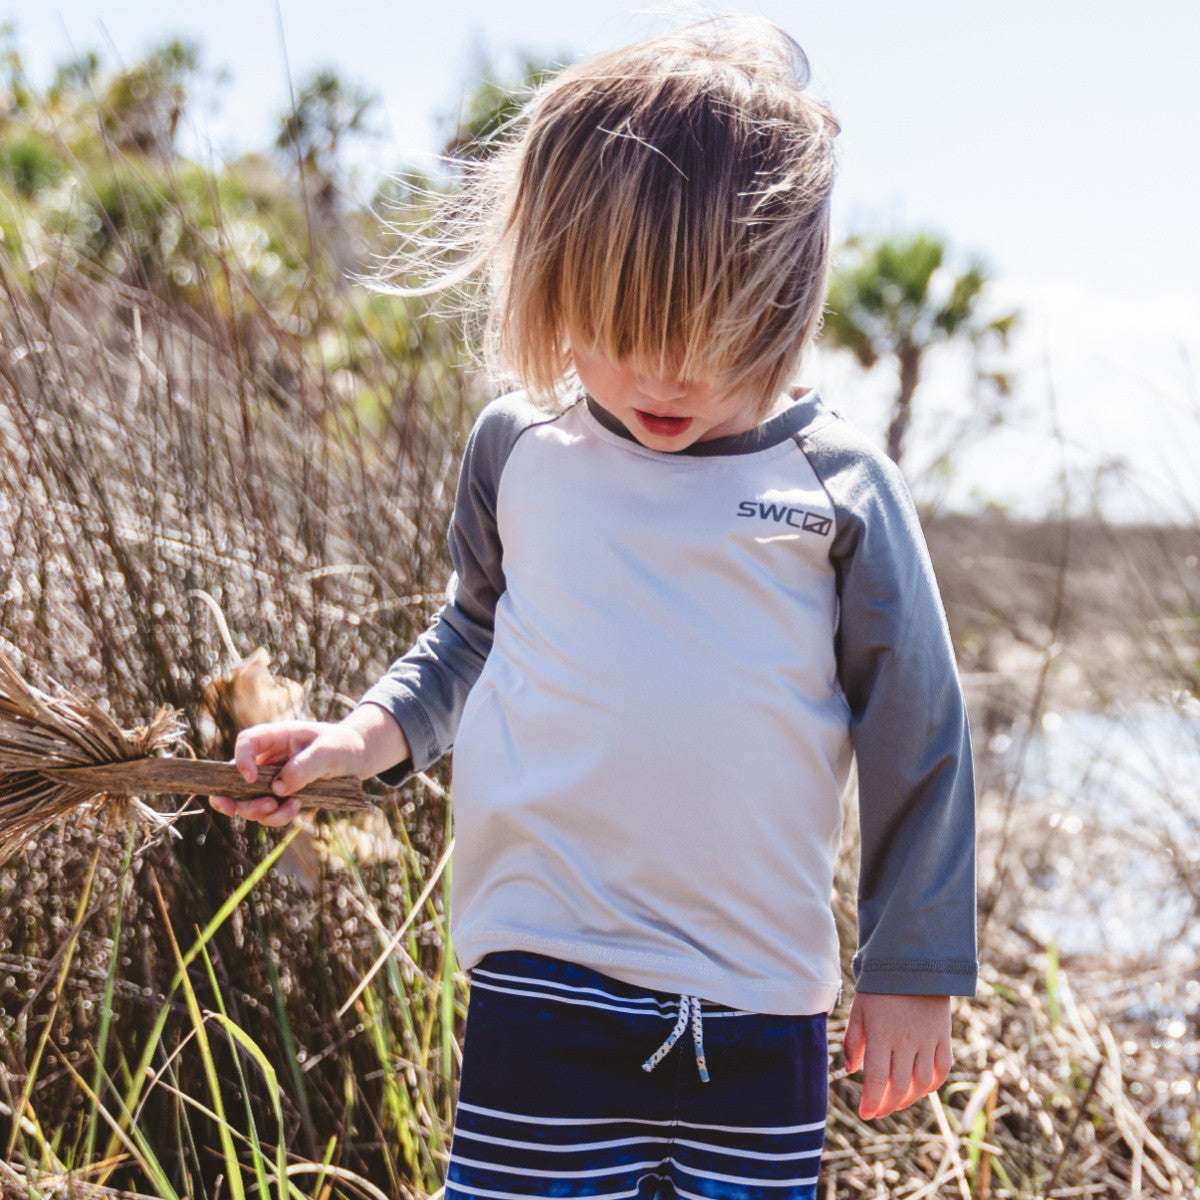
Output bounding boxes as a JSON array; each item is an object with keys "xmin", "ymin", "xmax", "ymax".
[{"xmin": 641, "ymin": 995, "xmax": 710, "ymax": 1083}]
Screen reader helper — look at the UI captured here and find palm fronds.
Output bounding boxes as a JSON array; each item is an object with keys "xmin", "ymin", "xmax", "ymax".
[{"xmin": 0, "ymin": 650, "xmax": 370, "ymax": 866}]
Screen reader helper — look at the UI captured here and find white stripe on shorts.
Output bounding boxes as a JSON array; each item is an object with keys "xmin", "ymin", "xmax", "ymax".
[
  {"xmin": 447, "ymin": 1182, "xmax": 650, "ymax": 1200},
  {"xmin": 470, "ymin": 968, "xmax": 744, "ymax": 1017},
  {"xmin": 468, "ymin": 976, "xmax": 744, "ymax": 1020},
  {"xmin": 455, "ymin": 1100, "xmax": 826, "ymax": 1136},
  {"xmin": 452, "ymin": 1128, "xmax": 822, "ymax": 1162}
]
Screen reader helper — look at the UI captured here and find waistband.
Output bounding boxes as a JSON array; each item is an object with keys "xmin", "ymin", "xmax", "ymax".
[{"xmin": 470, "ymin": 951, "xmax": 764, "ymax": 1085}]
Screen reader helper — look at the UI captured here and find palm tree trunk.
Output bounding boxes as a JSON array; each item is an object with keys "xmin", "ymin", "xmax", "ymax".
[{"xmin": 886, "ymin": 348, "xmax": 922, "ymax": 465}]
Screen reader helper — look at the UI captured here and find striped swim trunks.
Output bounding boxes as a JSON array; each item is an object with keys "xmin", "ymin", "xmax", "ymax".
[{"xmin": 446, "ymin": 951, "xmax": 828, "ymax": 1200}]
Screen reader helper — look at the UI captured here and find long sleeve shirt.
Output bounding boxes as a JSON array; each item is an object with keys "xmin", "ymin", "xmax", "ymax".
[{"xmin": 360, "ymin": 389, "xmax": 977, "ymax": 1014}]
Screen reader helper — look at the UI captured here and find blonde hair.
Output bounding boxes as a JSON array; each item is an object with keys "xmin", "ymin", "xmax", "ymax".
[{"xmin": 373, "ymin": 15, "xmax": 839, "ymax": 413}]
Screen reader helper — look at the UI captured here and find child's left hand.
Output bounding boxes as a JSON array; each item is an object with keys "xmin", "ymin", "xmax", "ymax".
[{"xmin": 842, "ymin": 992, "xmax": 952, "ymax": 1120}]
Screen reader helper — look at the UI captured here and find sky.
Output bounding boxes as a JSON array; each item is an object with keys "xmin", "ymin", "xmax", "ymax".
[{"xmin": 9, "ymin": 0, "xmax": 1200, "ymax": 517}]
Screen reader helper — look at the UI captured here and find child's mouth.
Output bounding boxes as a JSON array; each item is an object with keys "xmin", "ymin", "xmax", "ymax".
[{"xmin": 635, "ymin": 410, "xmax": 693, "ymax": 437}]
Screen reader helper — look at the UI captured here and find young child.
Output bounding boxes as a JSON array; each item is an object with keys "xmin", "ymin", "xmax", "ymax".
[{"xmin": 211, "ymin": 16, "xmax": 976, "ymax": 1199}]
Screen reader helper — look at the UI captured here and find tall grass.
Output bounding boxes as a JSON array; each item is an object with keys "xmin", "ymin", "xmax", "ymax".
[{"xmin": 0, "ymin": 128, "xmax": 481, "ymax": 1195}]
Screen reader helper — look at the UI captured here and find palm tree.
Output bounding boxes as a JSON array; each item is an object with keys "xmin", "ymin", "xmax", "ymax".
[
  {"xmin": 822, "ymin": 232, "xmax": 1018, "ymax": 467},
  {"xmin": 276, "ymin": 68, "xmax": 377, "ymax": 275},
  {"xmin": 276, "ymin": 68, "xmax": 376, "ymax": 221},
  {"xmin": 101, "ymin": 39, "xmax": 201, "ymax": 160}
]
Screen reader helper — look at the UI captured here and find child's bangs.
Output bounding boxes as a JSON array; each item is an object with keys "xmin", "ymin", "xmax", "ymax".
[
  {"xmin": 555, "ymin": 243, "xmax": 794, "ymax": 413},
  {"xmin": 543, "ymin": 128, "xmax": 772, "ymax": 399}
]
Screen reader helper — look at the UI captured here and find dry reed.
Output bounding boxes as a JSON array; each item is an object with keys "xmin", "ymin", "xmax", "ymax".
[
  {"xmin": 0, "ymin": 138, "xmax": 471, "ymax": 1193},
  {"xmin": 0, "ymin": 649, "xmax": 370, "ymax": 869},
  {"xmin": 824, "ymin": 902, "xmax": 1200, "ymax": 1197}
]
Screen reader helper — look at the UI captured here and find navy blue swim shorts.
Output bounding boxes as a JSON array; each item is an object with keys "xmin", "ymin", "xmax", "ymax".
[{"xmin": 445, "ymin": 951, "xmax": 828, "ymax": 1200}]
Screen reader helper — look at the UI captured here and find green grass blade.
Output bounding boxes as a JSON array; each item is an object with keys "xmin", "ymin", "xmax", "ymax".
[
  {"xmin": 60, "ymin": 1054, "xmax": 180, "ymax": 1200},
  {"xmin": 170, "ymin": 1050, "xmax": 209, "ymax": 1200},
  {"xmin": 307, "ymin": 1135, "xmax": 340, "ymax": 1200},
  {"xmin": 206, "ymin": 1013, "xmax": 288, "ymax": 1200},
  {"xmin": 5, "ymin": 840, "xmax": 101, "ymax": 1176},
  {"xmin": 1045, "ymin": 940, "xmax": 1061, "ymax": 1027},
  {"xmin": 99, "ymin": 827, "xmax": 301, "ymax": 1179},
  {"xmin": 197, "ymin": 942, "xmax": 274, "ymax": 1200},
  {"xmin": 249, "ymin": 898, "xmax": 315, "ymax": 1152},
  {"xmin": 354, "ymin": 984, "xmax": 406, "ymax": 1194},
  {"xmin": 83, "ymin": 825, "xmax": 138, "ymax": 1169},
  {"xmin": 1192, "ymin": 1106, "xmax": 1199, "ymax": 1192},
  {"xmin": 152, "ymin": 876, "xmax": 247, "ymax": 1200}
]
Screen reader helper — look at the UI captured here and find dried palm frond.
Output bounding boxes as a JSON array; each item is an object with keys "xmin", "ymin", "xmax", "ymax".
[
  {"xmin": 0, "ymin": 651, "xmax": 371, "ymax": 867},
  {"xmin": 198, "ymin": 645, "xmax": 308, "ymax": 758}
]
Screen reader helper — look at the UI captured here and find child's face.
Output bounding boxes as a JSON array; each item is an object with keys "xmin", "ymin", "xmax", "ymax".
[{"xmin": 572, "ymin": 346, "xmax": 772, "ymax": 451}]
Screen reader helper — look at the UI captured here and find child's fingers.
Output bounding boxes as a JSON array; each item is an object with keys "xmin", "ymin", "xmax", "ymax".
[
  {"xmin": 842, "ymin": 1004, "xmax": 866, "ymax": 1074},
  {"xmin": 243, "ymin": 794, "xmax": 303, "ymax": 826},
  {"xmin": 270, "ymin": 741, "xmax": 341, "ymax": 797},
  {"xmin": 858, "ymin": 1046, "xmax": 894, "ymax": 1120},
  {"xmin": 848, "ymin": 993, "xmax": 954, "ymax": 1119},
  {"xmin": 934, "ymin": 1037, "xmax": 953, "ymax": 1088},
  {"xmin": 233, "ymin": 726, "xmax": 274, "ymax": 781},
  {"xmin": 270, "ymin": 748, "xmax": 320, "ymax": 796},
  {"xmin": 237, "ymin": 795, "xmax": 284, "ymax": 822},
  {"xmin": 883, "ymin": 1038, "xmax": 953, "ymax": 1115},
  {"xmin": 211, "ymin": 722, "xmax": 330, "ymax": 826},
  {"xmin": 233, "ymin": 722, "xmax": 317, "ymax": 781},
  {"xmin": 894, "ymin": 1046, "xmax": 935, "ymax": 1112},
  {"xmin": 222, "ymin": 794, "xmax": 302, "ymax": 826},
  {"xmin": 208, "ymin": 792, "xmax": 302, "ymax": 826}
]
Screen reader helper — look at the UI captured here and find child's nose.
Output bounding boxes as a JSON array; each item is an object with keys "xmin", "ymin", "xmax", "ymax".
[{"xmin": 635, "ymin": 374, "xmax": 689, "ymax": 404}]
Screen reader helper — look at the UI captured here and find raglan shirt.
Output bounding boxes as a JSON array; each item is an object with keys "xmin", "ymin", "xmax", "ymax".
[{"xmin": 360, "ymin": 389, "xmax": 977, "ymax": 1015}]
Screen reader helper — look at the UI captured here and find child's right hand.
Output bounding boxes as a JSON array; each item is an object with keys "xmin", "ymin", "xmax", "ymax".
[{"xmin": 209, "ymin": 703, "xmax": 410, "ymax": 826}]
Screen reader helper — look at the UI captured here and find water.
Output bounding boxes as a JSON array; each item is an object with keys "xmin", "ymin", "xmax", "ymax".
[
  {"xmin": 983, "ymin": 698, "xmax": 1200, "ymax": 965},
  {"xmin": 977, "ymin": 700, "xmax": 1200, "ymax": 1114}
]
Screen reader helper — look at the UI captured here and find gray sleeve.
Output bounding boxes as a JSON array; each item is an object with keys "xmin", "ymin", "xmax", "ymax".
[
  {"xmin": 358, "ymin": 394, "xmax": 544, "ymax": 784},
  {"xmin": 798, "ymin": 419, "xmax": 977, "ymax": 997}
]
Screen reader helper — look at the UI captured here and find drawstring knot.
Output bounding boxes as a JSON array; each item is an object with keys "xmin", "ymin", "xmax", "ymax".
[{"xmin": 641, "ymin": 994, "xmax": 710, "ymax": 1083}]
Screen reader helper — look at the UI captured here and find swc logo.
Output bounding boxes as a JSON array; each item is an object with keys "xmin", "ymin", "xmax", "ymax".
[{"xmin": 736, "ymin": 500, "xmax": 832, "ymax": 537}]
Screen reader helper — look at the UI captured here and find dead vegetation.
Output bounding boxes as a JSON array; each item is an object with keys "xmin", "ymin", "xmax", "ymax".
[
  {"xmin": 928, "ymin": 511, "xmax": 1200, "ymax": 722},
  {"xmin": 0, "ymin": 648, "xmax": 371, "ymax": 863}
]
